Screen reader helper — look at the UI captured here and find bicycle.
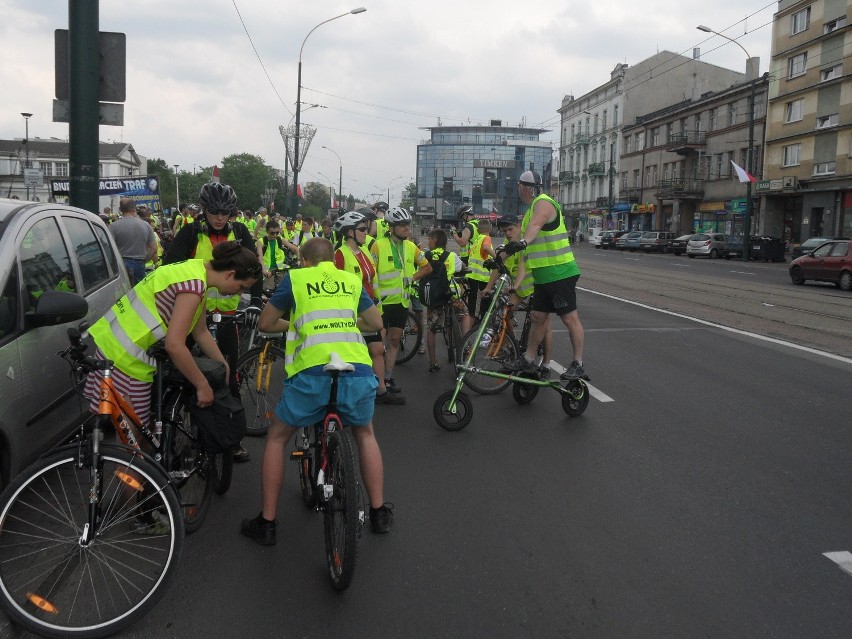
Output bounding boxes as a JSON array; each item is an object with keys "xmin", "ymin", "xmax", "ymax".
[
  {"xmin": 289, "ymin": 352, "xmax": 364, "ymax": 591},
  {"xmin": 0, "ymin": 326, "xmax": 199, "ymax": 637},
  {"xmin": 394, "ymin": 307, "xmax": 423, "ymax": 364},
  {"xmin": 432, "ymin": 254, "xmax": 591, "ymax": 431},
  {"xmin": 427, "ymin": 293, "xmax": 465, "ymax": 366}
]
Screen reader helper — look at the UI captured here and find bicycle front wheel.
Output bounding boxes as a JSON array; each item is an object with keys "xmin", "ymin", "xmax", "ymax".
[
  {"xmin": 236, "ymin": 343, "xmax": 287, "ymax": 437},
  {"xmin": 460, "ymin": 326, "xmax": 519, "ymax": 395},
  {"xmin": 0, "ymin": 446, "xmax": 183, "ymax": 638},
  {"xmin": 168, "ymin": 396, "xmax": 213, "ymax": 534},
  {"xmin": 395, "ymin": 309, "xmax": 422, "ymax": 365},
  {"xmin": 323, "ymin": 431, "xmax": 360, "ymax": 591}
]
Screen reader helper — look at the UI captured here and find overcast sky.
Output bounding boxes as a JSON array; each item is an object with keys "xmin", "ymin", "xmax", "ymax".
[{"xmin": 0, "ymin": 0, "xmax": 777, "ymax": 206}]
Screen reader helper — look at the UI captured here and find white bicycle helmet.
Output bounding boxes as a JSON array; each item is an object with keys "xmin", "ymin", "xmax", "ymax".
[
  {"xmin": 385, "ymin": 206, "xmax": 412, "ymax": 226},
  {"xmin": 333, "ymin": 210, "xmax": 367, "ymax": 233}
]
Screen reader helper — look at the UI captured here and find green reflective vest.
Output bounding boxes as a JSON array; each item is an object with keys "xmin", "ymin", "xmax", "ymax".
[
  {"xmin": 458, "ymin": 219, "xmax": 479, "ymax": 259},
  {"xmin": 262, "ymin": 237, "xmax": 286, "ymax": 270},
  {"xmin": 89, "ymin": 260, "xmax": 207, "ymax": 382},
  {"xmin": 195, "ymin": 231, "xmax": 240, "ymax": 312},
  {"xmin": 465, "ymin": 233, "xmax": 490, "ymax": 282},
  {"xmin": 505, "ymin": 252, "xmax": 534, "ymax": 298},
  {"xmin": 372, "ymin": 237, "xmax": 419, "ymax": 308},
  {"xmin": 520, "ymin": 194, "xmax": 576, "ymax": 270},
  {"xmin": 284, "ymin": 262, "xmax": 371, "ymax": 377}
]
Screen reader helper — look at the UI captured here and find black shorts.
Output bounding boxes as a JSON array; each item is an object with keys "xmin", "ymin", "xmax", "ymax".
[
  {"xmin": 381, "ymin": 303, "xmax": 409, "ymax": 330},
  {"xmin": 531, "ymin": 275, "xmax": 580, "ymax": 316},
  {"xmin": 363, "ymin": 332, "xmax": 383, "ymax": 344}
]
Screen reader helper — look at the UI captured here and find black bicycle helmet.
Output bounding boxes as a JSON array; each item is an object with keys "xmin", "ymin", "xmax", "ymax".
[
  {"xmin": 199, "ymin": 182, "xmax": 238, "ymax": 212},
  {"xmin": 371, "ymin": 201, "xmax": 389, "ymax": 213},
  {"xmin": 457, "ymin": 204, "xmax": 473, "ymax": 218}
]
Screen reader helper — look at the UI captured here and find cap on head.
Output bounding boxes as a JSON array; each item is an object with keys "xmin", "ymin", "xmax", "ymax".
[
  {"xmin": 518, "ymin": 170, "xmax": 542, "ymax": 187},
  {"xmin": 497, "ymin": 214, "xmax": 520, "ymax": 227}
]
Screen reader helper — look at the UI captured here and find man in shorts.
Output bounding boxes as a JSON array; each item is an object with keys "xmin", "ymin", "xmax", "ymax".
[
  {"xmin": 501, "ymin": 170, "xmax": 586, "ymax": 380},
  {"xmin": 241, "ymin": 238, "xmax": 392, "ymax": 545}
]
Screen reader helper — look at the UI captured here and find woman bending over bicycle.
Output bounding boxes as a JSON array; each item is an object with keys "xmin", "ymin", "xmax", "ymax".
[{"xmin": 83, "ymin": 241, "xmax": 261, "ymax": 426}]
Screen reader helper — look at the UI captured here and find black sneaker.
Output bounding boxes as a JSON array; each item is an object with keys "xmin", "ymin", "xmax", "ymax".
[
  {"xmin": 537, "ymin": 364, "xmax": 551, "ymax": 379},
  {"xmin": 384, "ymin": 378, "xmax": 401, "ymax": 393},
  {"xmin": 505, "ymin": 355, "xmax": 536, "ymax": 373},
  {"xmin": 560, "ymin": 361, "xmax": 586, "ymax": 380},
  {"xmin": 233, "ymin": 444, "xmax": 250, "ymax": 463},
  {"xmin": 428, "ymin": 363, "xmax": 440, "ymax": 373},
  {"xmin": 241, "ymin": 513, "xmax": 277, "ymax": 546},
  {"xmin": 376, "ymin": 391, "xmax": 406, "ymax": 405},
  {"xmin": 370, "ymin": 503, "xmax": 394, "ymax": 534}
]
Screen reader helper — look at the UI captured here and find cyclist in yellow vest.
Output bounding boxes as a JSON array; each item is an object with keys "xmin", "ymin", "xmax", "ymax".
[
  {"xmin": 172, "ymin": 204, "xmax": 195, "ymax": 233},
  {"xmin": 370, "ymin": 207, "xmax": 431, "ymax": 394},
  {"xmin": 241, "ymin": 238, "xmax": 393, "ymax": 545},
  {"xmin": 463, "ymin": 217, "xmax": 496, "ymax": 319},
  {"xmin": 370, "ymin": 201, "xmax": 390, "ymax": 239},
  {"xmin": 254, "ymin": 208, "xmax": 269, "ymax": 240},
  {"xmin": 452, "ymin": 204, "xmax": 479, "ymax": 266},
  {"xmin": 84, "ymin": 241, "xmax": 261, "ymax": 428},
  {"xmin": 500, "ymin": 170, "xmax": 586, "ymax": 380},
  {"xmin": 164, "ymin": 182, "xmax": 265, "ymax": 462}
]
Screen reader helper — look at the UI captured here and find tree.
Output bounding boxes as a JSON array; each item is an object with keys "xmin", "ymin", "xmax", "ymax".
[
  {"xmin": 303, "ymin": 181, "xmax": 332, "ymax": 215},
  {"xmin": 220, "ymin": 153, "xmax": 279, "ymax": 212},
  {"xmin": 400, "ymin": 181, "xmax": 417, "ymax": 211},
  {"xmin": 146, "ymin": 158, "xmax": 176, "ymax": 210}
]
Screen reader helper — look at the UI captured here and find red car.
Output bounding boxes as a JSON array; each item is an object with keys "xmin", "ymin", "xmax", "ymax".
[{"xmin": 789, "ymin": 240, "xmax": 852, "ymax": 291}]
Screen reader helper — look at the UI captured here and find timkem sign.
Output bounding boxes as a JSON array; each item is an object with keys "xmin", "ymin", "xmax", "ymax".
[{"xmin": 473, "ymin": 159, "xmax": 517, "ymax": 169}]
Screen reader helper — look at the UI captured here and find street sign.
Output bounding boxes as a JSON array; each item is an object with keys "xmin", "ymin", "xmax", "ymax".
[
  {"xmin": 24, "ymin": 168, "xmax": 43, "ymax": 187},
  {"xmin": 52, "ymin": 100, "xmax": 124, "ymax": 126},
  {"xmin": 54, "ymin": 30, "xmax": 126, "ymax": 102}
]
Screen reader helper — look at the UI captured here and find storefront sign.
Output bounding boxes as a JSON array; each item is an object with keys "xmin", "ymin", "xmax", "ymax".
[{"xmin": 473, "ymin": 159, "xmax": 516, "ymax": 169}]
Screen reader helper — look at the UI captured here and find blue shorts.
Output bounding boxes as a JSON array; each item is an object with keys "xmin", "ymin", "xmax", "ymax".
[{"xmin": 275, "ymin": 373, "xmax": 378, "ymax": 428}]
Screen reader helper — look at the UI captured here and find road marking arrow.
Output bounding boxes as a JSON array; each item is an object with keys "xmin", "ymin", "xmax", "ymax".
[{"xmin": 824, "ymin": 551, "xmax": 852, "ymax": 577}]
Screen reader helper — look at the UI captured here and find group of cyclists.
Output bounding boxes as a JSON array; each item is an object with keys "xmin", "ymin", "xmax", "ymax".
[{"xmin": 82, "ymin": 166, "xmax": 586, "ymax": 547}]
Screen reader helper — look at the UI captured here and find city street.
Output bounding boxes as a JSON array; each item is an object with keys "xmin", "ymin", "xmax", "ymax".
[{"xmin": 3, "ymin": 243, "xmax": 851, "ymax": 638}]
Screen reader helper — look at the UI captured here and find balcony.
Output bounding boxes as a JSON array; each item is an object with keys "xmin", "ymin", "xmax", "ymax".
[
  {"xmin": 575, "ymin": 133, "xmax": 591, "ymax": 145},
  {"xmin": 596, "ymin": 196, "xmax": 611, "ymax": 207},
  {"xmin": 620, "ymin": 187, "xmax": 642, "ymax": 203},
  {"xmin": 655, "ymin": 179, "xmax": 704, "ymax": 200},
  {"xmin": 587, "ymin": 162, "xmax": 606, "ymax": 176},
  {"xmin": 666, "ymin": 130, "xmax": 706, "ymax": 155},
  {"xmin": 559, "ymin": 170, "xmax": 574, "ymax": 181}
]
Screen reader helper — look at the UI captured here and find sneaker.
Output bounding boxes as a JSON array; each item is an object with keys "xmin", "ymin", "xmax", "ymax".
[
  {"xmin": 384, "ymin": 378, "xmax": 401, "ymax": 393},
  {"xmin": 370, "ymin": 503, "xmax": 394, "ymax": 534},
  {"xmin": 131, "ymin": 510, "xmax": 171, "ymax": 536},
  {"xmin": 418, "ymin": 343, "xmax": 426, "ymax": 354},
  {"xmin": 560, "ymin": 361, "xmax": 586, "ymax": 380},
  {"xmin": 428, "ymin": 363, "xmax": 440, "ymax": 373},
  {"xmin": 505, "ymin": 355, "xmax": 536, "ymax": 373},
  {"xmin": 537, "ymin": 364, "xmax": 551, "ymax": 379},
  {"xmin": 240, "ymin": 513, "xmax": 277, "ymax": 546},
  {"xmin": 376, "ymin": 391, "xmax": 406, "ymax": 405},
  {"xmin": 232, "ymin": 444, "xmax": 250, "ymax": 463}
]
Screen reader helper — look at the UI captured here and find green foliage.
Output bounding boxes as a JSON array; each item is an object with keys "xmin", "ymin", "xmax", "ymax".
[
  {"xmin": 303, "ymin": 181, "xmax": 332, "ymax": 213},
  {"xmin": 400, "ymin": 181, "xmax": 417, "ymax": 210},
  {"xmin": 221, "ymin": 153, "xmax": 279, "ymax": 212}
]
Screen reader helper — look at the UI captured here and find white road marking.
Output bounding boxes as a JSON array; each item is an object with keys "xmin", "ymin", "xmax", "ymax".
[
  {"xmin": 730, "ymin": 270, "xmax": 757, "ymax": 275},
  {"xmin": 548, "ymin": 361, "xmax": 615, "ymax": 403},
  {"xmin": 824, "ymin": 551, "xmax": 852, "ymax": 577}
]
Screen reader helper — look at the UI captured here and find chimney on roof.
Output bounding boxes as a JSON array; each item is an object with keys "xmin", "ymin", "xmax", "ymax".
[{"xmin": 693, "ymin": 48, "xmax": 700, "ymax": 60}]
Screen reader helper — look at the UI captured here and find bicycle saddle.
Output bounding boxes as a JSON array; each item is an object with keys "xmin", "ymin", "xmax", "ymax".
[{"xmin": 323, "ymin": 351, "xmax": 355, "ymax": 373}]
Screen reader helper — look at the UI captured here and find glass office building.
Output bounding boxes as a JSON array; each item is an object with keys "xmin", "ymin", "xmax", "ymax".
[{"xmin": 415, "ymin": 123, "xmax": 553, "ymax": 224}]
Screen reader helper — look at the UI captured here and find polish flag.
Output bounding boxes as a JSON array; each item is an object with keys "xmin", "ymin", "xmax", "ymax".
[
  {"xmin": 731, "ymin": 160, "xmax": 757, "ymax": 183},
  {"xmin": 212, "ymin": 165, "xmax": 220, "ymax": 183},
  {"xmin": 331, "ymin": 192, "xmax": 337, "ymax": 209}
]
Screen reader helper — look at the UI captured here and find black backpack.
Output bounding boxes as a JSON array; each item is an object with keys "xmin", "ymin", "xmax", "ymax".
[{"xmin": 419, "ymin": 250, "xmax": 452, "ymax": 308}]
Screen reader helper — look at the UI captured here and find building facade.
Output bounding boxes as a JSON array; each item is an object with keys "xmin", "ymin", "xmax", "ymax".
[
  {"xmin": 558, "ymin": 51, "xmax": 746, "ymax": 235},
  {"xmin": 415, "ymin": 122, "xmax": 553, "ymax": 224},
  {"xmin": 760, "ymin": 0, "xmax": 851, "ymax": 243}
]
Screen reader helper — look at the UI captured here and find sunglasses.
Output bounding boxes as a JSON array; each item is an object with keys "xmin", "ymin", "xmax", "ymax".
[
  {"xmin": 208, "ymin": 211, "xmax": 230, "ymax": 218},
  {"xmin": 355, "ymin": 226, "xmax": 369, "ymax": 232}
]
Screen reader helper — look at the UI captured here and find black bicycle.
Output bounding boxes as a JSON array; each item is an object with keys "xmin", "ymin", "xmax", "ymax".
[{"xmin": 290, "ymin": 353, "xmax": 364, "ymax": 591}]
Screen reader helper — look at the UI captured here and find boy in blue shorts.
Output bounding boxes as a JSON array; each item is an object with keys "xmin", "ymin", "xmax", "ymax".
[{"xmin": 241, "ymin": 238, "xmax": 393, "ymax": 545}]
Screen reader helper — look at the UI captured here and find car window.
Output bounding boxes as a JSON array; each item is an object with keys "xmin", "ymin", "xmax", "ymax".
[
  {"xmin": 93, "ymin": 223, "xmax": 120, "ymax": 275},
  {"xmin": 20, "ymin": 217, "xmax": 73, "ymax": 311},
  {"xmin": 64, "ymin": 216, "xmax": 110, "ymax": 293},
  {"xmin": 0, "ymin": 264, "xmax": 20, "ymax": 343},
  {"xmin": 830, "ymin": 242, "xmax": 849, "ymax": 257},
  {"xmin": 813, "ymin": 243, "xmax": 833, "ymax": 258}
]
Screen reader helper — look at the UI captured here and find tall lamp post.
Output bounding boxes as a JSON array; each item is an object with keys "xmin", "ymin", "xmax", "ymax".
[
  {"xmin": 292, "ymin": 7, "xmax": 366, "ymax": 214},
  {"xmin": 174, "ymin": 164, "xmax": 180, "ymax": 209},
  {"xmin": 698, "ymin": 24, "xmax": 757, "ymax": 261},
  {"xmin": 322, "ymin": 145, "xmax": 343, "ymax": 211},
  {"xmin": 384, "ymin": 176, "xmax": 404, "ymax": 206},
  {"xmin": 21, "ymin": 112, "xmax": 32, "ymax": 200}
]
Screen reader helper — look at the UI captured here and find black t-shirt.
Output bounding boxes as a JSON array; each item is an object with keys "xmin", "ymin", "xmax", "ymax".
[{"xmin": 163, "ymin": 220, "xmax": 256, "ymax": 265}]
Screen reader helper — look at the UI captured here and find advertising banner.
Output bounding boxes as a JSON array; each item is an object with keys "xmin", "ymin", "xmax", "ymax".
[{"xmin": 50, "ymin": 175, "xmax": 162, "ymax": 211}]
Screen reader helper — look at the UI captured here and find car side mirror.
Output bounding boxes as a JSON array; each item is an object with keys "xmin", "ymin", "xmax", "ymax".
[{"xmin": 25, "ymin": 291, "xmax": 89, "ymax": 328}]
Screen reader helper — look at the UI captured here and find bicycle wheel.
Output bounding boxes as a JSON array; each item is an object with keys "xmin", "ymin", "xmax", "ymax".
[
  {"xmin": 512, "ymin": 372, "xmax": 540, "ymax": 404},
  {"xmin": 168, "ymin": 396, "xmax": 213, "ymax": 534},
  {"xmin": 460, "ymin": 325, "xmax": 519, "ymax": 395},
  {"xmin": 295, "ymin": 426, "xmax": 319, "ymax": 509},
  {"xmin": 561, "ymin": 380, "xmax": 590, "ymax": 417},
  {"xmin": 236, "ymin": 343, "xmax": 287, "ymax": 437},
  {"xmin": 433, "ymin": 390, "xmax": 473, "ymax": 431},
  {"xmin": 395, "ymin": 310, "xmax": 422, "ymax": 365},
  {"xmin": 0, "ymin": 446, "xmax": 183, "ymax": 638},
  {"xmin": 212, "ymin": 451, "xmax": 233, "ymax": 495},
  {"xmin": 323, "ymin": 431, "xmax": 360, "ymax": 591}
]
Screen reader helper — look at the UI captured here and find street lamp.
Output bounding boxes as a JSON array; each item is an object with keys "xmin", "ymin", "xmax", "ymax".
[
  {"xmin": 384, "ymin": 176, "xmax": 404, "ymax": 205},
  {"xmin": 21, "ymin": 112, "xmax": 32, "ymax": 200},
  {"xmin": 697, "ymin": 24, "xmax": 757, "ymax": 261},
  {"xmin": 322, "ymin": 145, "xmax": 343, "ymax": 210},
  {"xmin": 174, "ymin": 164, "xmax": 180, "ymax": 209},
  {"xmin": 292, "ymin": 7, "xmax": 366, "ymax": 214}
]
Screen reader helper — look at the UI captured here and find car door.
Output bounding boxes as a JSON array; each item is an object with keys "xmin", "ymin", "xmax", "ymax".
[
  {"xmin": 823, "ymin": 242, "xmax": 850, "ymax": 281},
  {"xmin": 806, "ymin": 242, "xmax": 834, "ymax": 279}
]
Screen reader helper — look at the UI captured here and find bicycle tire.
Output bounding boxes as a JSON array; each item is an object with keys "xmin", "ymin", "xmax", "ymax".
[
  {"xmin": 512, "ymin": 373, "xmax": 540, "ymax": 404},
  {"xmin": 323, "ymin": 431, "xmax": 359, "ymax": 591},
  {"xmin": 460, "ymin": 325, "xmax": 519, "ymax": 395},
  {"xmin": 296, "ymin": 426, "xmax": 320, "ymax": 509},
  {"xmin": 168, "ymin": 395, "xmax": 213, "ymax": 533},
  {"xmin": 0, "ymin": 446, "xmax": 183, "ymax": 638},
  {"xmin": 213, "ymin": 451, "xmax": 233, "ymax": 495},
  {"xmin": 433, "ymin": 390, "xmax": 474, "ymax": 431},
  {"xmin": 235, "ymin": 343, "xmax": 287, "ymax": 437},
  {"xmin": 395, "ymin": 310, "xmax": 422, "ymax": 365},
  {"xmin": 561, "ymin": 380, "xmax": 590, "ymax": 417}
]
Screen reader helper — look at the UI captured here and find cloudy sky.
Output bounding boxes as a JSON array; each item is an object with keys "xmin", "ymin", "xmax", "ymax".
[{"xmin": 0, "ymin": 0, "xmax": 777, "ymax": 205}]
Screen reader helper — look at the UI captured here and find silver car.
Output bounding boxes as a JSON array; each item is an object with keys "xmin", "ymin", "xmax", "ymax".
[
  {"xmin": 687, "ymin": 232, "xmax": 728, "ymax": 259},
  {"xmin": 0, "ymin": 199, "xmax": 130, "ymax": 487}
]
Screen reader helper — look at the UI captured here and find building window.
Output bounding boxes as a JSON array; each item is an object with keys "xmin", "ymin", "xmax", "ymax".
[
  {"xmin": 824, "ymin": 17, "xmax": 847, "ymax": 34},
  {"xmin": 651, "ymin": 127, "xmax": 660, "ymax": 146},
  {"xmin": 728, "ymin": 102, "xmax": 737, "ymax": 126},
  {"xmin": 633, "ymin": 170, "xmax": 640, "ymax": 188},
  {"xmin": 665, "ymin": 122, "xmax": 673, "ymax": 143},
  {"xmin": 40, "ymin": 162, "xmax": 53, "ymax": 177},
  {"xmin": 636, "ymin": 132, "xmax": 645, "ymax": 151},
  {"xmin": 782, "ymin": 144, "xmax": 801, "ymax": 167},
  {"xmin": 709, "ymin": 108, "xmax": 718, "ymax": 131},
  {"xmin": 785, "ymin": 99, "xmax": 804, "ymax": 123},
  {"xmin": 602, "ymin": 109, "xmax": 607, "ymax": 130},
  {"xmin": 613, "ymin": 105, "xmax": 619, "ymax": 126},
  {"xmin": 791, "ymin": 7, "xmax": 810, "ymax": 34},
  {"xmin": 788, "ymin": 52, "xmax": 808, "ymax": 79},
  {"xmin": 625, "ymin": 135, "xmax": 632, "ymax": 153},
  {"xmin": 820, "ymin": 64, "xmax": 842, "ymax": 82},
  {"xmin": 813, "ymin": 161, "xmax": 835, "ymax": 175},
  {"xmin": 56, "ymin": 163, "xmax": 69, "ymax": 177},
  {"xmin": 816, "ymin": 113, "xmax": 839, "ymax": 129}
]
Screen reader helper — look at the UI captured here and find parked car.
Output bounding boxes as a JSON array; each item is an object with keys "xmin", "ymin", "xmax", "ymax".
[
  {"xmin": 616, "ymin": 230, "xmax": 644, "ymax": 251},
  {"xmin": 687, "ymin": 233, "xmax": 728, "ymax": 258},
  {"xmin": 587, "ymin": 228, "xmax": 607, "ymax": 248},
  {"xmin": 0, "ymin": 199, "xmax": 130, "ymax": 488},
  {"xmin": 789, "ymin": 239, "xmax": 852, "ymax": 291},
  {"xmin": 639, "ymin": 231, "xmax": 678, "ymax": 253},
  {"xmin": 790, "ymin": 236, "xmax": 843, "ymax": 259},
  {"xmin": 599, "ymin": 230, "xmax": 628, "ymax": 250},
  {"xmin": 668, "ymin": 234, "xmax": 694, "ymax": 256}
]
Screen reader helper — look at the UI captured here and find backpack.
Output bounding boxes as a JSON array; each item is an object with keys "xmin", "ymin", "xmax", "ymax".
[{"xmin": 419, "ymin": 250, "xmax": 452, "ymax": 308}]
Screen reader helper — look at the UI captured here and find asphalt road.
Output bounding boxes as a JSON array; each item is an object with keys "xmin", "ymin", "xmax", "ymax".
[{"xmin": 3, "ymin": 243, "xmax": 851, "ymax": 638}]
